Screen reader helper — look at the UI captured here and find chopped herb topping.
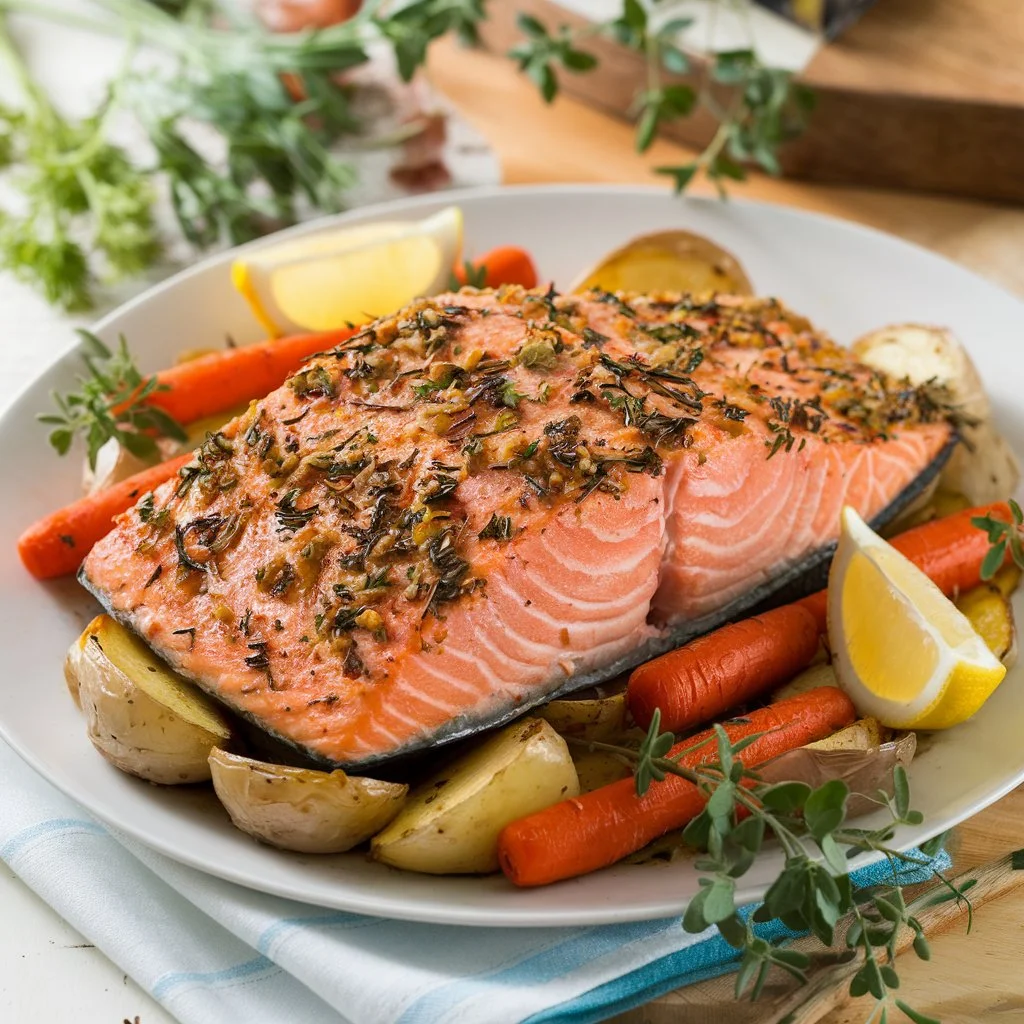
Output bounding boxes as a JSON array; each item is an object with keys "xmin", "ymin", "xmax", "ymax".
[
  {"xmin": 172, "ymin": 626, "xmax": 196, "ymax": 649},
  {"xmin": 244, "ymin": 641, "xmax": 270, "ymax": 670},
  {"xmin": 420, "ymin": 473, "xmax": 459, "ymax": 503},
  {"xmin": 641, "ymin": 321, "xmax": 700, "ymax": 344},
  {"xmin": 498, "ymin": 380, "xmax": 526, "ymax": 408},
  {"xmin": 137, "ymin": 492, "xmax": 169, "ymax": 528},
  {"xmin": 174, "ymin": 514, "xmax": 243, "ymax": 572},
  {"xmin": 479, "ymin": 514, "xmax": 514, "ymax": 541},
  {"xmin": 715, "ymin": 399, "xmax": 749, "ymax": 422},
  {"xmin": 425, "ymin": 525, "xmax": 473, "ymax": 615},
  {"xmin": 596, "ymin": 291, "xmax": 637, "ymax": 319},
  {"xmin": 275, "ymin": 489, "xmax": 319, "ymax": 532},
  {"xmin": 289, "ymin": 365, "xmax": 335, "ymax": 400},
  {"xmin": 176, "ymin": 432, "xmax": 236, "ymax": 498}
]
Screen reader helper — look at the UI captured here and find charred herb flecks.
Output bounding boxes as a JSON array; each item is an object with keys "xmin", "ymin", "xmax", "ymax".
[{"xmin": 132, "ymin": 288, "xmax": 961, "ymax": 686}]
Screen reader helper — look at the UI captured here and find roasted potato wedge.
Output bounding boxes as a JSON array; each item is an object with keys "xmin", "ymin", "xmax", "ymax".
[
  {"xmin": 852, "ymin": 324, "xmax": 1020, "ymax": 504},
  {"xmin": 771, "ymin": 662, "xmax": 837, "ymax": 702},
  {"xmin": 571, "ymin": 749, "xmax": 633, "ymax": 793},
  {"xmin": 990, "ymin": 563, "xmax": 1022, "ymax": 600},
  {"xmin": 63, "ymin": 625, "xmax": 89, "ymax": 709},
  {"xmin": 943, "ymin": 429, "xmax": 1020, "ymax": 508},
  {"xmin": 65, "ymin": 614, "xmax": 232, "ymax": 784},
  {"xmin": 570, "ymin": 230, "xmax": 753, "ymax": 296},
  {"xmin": 370, "ymin": 718, "xmax": 579, "ymax": 875},
  {"xmin": 806, "ymin": 717, "xmax": 886, "ymax": 751},
  {"xmin": 209, "ymin": 748, "xmax": 407, "ymax": 854},
  {"xmin": 537, "ymin": 691, "xmax": 627, "ymax": 742},
  {"xmin": 957, "ymin": 581, "xmax": 1016, "ymax": 665},
  {"xmin": 881, "ymin": 487, "xmax": 971, "ymax": 537}
]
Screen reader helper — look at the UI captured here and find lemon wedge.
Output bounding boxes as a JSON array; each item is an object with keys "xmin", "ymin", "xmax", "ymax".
[
  {"xmin": 828, "ymin": 506, "xmax": 1006, "ymax": 730},
  {"xmin": 232, "ymin": 206, "xmax": 463, "ymax": 336}
]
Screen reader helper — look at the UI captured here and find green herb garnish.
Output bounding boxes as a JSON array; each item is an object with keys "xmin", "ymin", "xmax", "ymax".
[
  {"xmin": 0, "ymin": 1, "xmax": 489, "ymax": 309},
  {"xmin": 40, "ymin": 331, "xmax": 186, "ymax": 469},
  {"xmin": 449, "ymin": 259, "xmax": 488, "ymax": 290},
  {"xmin": 586, "ymin": 712, "xmax": 972, "ymax": 1022},
  {"xmin": 0, "ymin": 15, "xmax": 159, "ymax": 312},
  {"xmin": 973, "ymin": 500, "xmax": 1024, "ymax": 580},
  {"xmin": 499, "ymin": 380, "xmax": 527, "ymax": 408},
  {"xmin": 507, "ymin": 3, "xmax": 814, "ymax": 195},
  {"xmin": 275, "ymin": 489, "xmax": 320, "ymax": 533},
  {"xmin": 478, "ymin": 514, "xmax": 514, "ymax": 541}
]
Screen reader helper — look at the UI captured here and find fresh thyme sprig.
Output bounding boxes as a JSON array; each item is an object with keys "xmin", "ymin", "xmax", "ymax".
[
  {"xmin": 505, "ymin": 1, "xmax": 815, "ymax": 195},
  {"xmin": 588, "ymin": 711, "xmax": 974, "ymax": 1023},
  {"xmin": 972, "ymin": 500, "xmax": 1024, "ymax": 581},
  {"xmin": 39, "ymin": 330, "xmax": 186, "ymax": 468}
]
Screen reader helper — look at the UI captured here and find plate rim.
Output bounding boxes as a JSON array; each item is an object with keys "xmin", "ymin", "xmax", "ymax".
[{"xmin": 4, "ymin": 182, "xmax": 1024, "ymax": 926}]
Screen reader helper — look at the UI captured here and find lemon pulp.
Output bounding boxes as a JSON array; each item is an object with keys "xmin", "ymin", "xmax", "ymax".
[
  {"xmin": 232, "ymin": 207, "xmax": 462, "ymax": 336},
  {"xmin": 829, "ymin": 506, "xmax": 1006, "ymax": 730}
]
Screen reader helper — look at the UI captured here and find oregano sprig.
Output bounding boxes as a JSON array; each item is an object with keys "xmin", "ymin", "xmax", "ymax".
[
  {"xmin": 972, "ymin": 500, "xmax": 1024, "ymax": 580},
  {"xmin": 591, "ymin": 715, "xmax": 976, "ymax": 1023},
  {"xmin": 505, "ymin": 1, "xmax": 815, "ymax": 195}
]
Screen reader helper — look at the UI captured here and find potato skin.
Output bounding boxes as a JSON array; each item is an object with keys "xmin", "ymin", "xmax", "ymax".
[
  {"xmin": 852, "ymin": 324, "xmax": 1020, "ymax": 504},
  {"xmin": 68, "ymin": 633, "xmax": 224, "ymax": 784},
  {"xmin": 536, "ymin": 692, "xmax": 627, "ymax": 742},
  {"xmin": 209, "ymin": 749, "xmax": 407, "ymax": 854},
  {"xmin": 370, "ymin": 718, "xmax": 579, "ymax": 875},
  {"xmin": 571, "ymin": 230, "xmax": 754, "ymax": 296},
  {"xmin": 65, "ymin": 616, "xmax": 231, "ymax": 785},
  {"xmin": 957, "ymin": 580, "xmax": 1017, "ymax": 666}
]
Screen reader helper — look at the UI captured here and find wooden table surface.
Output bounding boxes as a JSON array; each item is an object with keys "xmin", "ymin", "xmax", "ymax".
[{"xmin": 428, "ymin": 37, "xmax": 1024, "ymax": 1024}]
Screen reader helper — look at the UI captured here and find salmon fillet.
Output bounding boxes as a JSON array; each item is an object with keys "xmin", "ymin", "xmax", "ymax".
[{"xmin": 81, "ymin": 288, "xmax": 955, "ymax": 767}]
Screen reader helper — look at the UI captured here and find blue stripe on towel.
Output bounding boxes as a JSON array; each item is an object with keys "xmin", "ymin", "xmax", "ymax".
[
  {"xmin": 258, "ymin": 912, "xmax": 375, "ymax": 956},
  {"xmin": 524, "ymin": 916, "xmax": 794, "ymax": 1024},
  {"xmin": 152, "ymin": 955, "xmax": 279, "ymax": 999},
  {"xmin": 1, "ymin": 817, "xmax": 107, "ymax": 861},
  {"xmin": 395, "ymin": 919, "xmax": 677, "ymax": 1024},
  {"xmin": 526, "ymin": 848, "xmax": 952, "ymax": 1023}
]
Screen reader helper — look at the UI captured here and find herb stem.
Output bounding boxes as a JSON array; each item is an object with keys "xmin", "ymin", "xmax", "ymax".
[
  {"xmin": 584, "ymin": 736, "xmax": 811, "ymax": 860},
  {"xmin": 0, "ymin": 1, "xmax": 116, "ymax": 40},
  {"xmin": 0, "ymin": 12, "xmax": 48, "ymax": 114}
]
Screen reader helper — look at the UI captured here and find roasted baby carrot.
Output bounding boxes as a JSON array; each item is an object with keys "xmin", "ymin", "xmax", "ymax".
[
  {"xmin": 628, "ymin": 604, "xmax": 820, "ymax": 733},
  {"xmin": 498, "ymin": 687, "xmax": 856, "ymax": 888},
  {"xmin": 18, "ymin": 453, "xmax": 192, "ymax": 580},
  {"xmin": 630, "ymin": 502, "xmax": 1014, "ymax": 731},
  {"xmin": 796, "ymin": 500, "xmax": 1013, "ymax": 631},
  {"xmin": 454, "ymin": 246, "xmax": 538, "ymax": 290},
  {"xmin": 143, "ymin": 327, "xmax": 355, "ymax": 425}
]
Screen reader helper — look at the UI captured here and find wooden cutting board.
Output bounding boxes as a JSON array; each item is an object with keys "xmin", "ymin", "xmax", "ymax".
[
  {"xmin": 477, "ymin": 0, "xmax": 1024, "ymax": 205},
  {"xmin": 612, "ymin": 786, "xmax": 1024, "ymax": 1023}
]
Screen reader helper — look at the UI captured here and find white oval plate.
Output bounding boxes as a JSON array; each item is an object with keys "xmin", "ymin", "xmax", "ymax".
[{"xmin": 2, "ymin": 185, "xmax": 1023, "ymax": 927}]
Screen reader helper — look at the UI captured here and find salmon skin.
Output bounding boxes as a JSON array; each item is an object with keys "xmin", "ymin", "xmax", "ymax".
[{"xmin": 80, "ymin": 288, "xmax": 956, "ymax": 769}]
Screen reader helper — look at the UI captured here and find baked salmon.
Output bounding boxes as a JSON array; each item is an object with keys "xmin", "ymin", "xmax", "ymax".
[{"xmin": 80, "ymin": 288, "xmax": 955, "ymax": 767}]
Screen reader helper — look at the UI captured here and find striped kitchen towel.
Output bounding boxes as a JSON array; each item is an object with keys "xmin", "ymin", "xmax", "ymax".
[{"xmin": 0, "ymin": 740, "xmax": 948, "ymax": 1024}]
